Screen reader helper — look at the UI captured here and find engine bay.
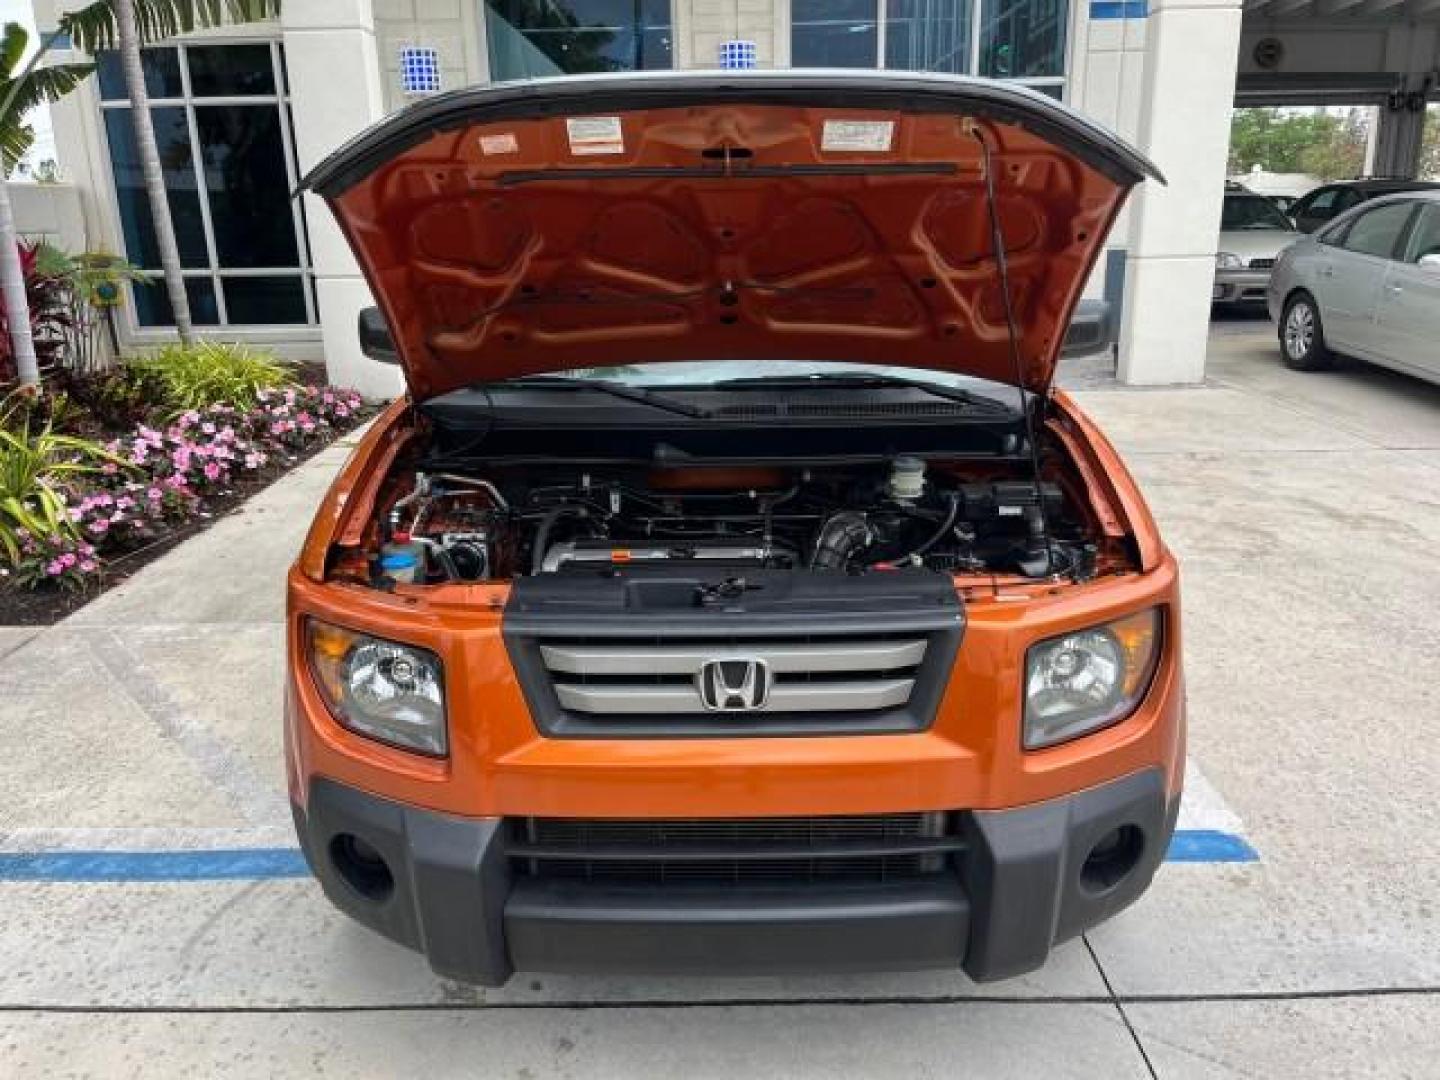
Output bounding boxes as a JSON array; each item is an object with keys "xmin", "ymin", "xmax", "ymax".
[{"xmin": 366, "ymin": 455, "xmax": 1099, "ymax": 587}]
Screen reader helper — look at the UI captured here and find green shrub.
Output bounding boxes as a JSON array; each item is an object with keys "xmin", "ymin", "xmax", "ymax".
[
  {"xmin": 132, "ymin": 341, "xmax": 296, "ymax": 412},
  {"xmin": 0, "ymin": 395, "xmax": 124, "ymax": 564}
]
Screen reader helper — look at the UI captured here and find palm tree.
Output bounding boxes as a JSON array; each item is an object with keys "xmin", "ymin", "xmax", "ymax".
[
  {"xmin": 0, "ymin": 1, "xmax": 280, "ymax": 388},
  {"xmin": 0, "ymin": 24, "xmax": 92, "ymax": 389}
]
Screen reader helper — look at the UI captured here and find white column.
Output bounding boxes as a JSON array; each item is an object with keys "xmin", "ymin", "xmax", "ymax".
[
  {"xmin": 282, "ymin": 0, "xmax": 402, "ymax": 400},
  {"xmin": 1117, "ymin": 0, "xmax": 1242, "ymax": 386}
]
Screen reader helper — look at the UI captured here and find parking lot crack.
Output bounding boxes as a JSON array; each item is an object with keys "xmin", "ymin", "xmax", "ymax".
[{"xmin": 1085, "ymin": 934, "xmax": 1159, "ymax": 1080}]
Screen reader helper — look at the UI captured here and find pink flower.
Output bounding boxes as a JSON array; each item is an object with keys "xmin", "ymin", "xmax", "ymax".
[
  {"xmin": 80, "ymin": 559, "xmax": 98, "ymax": 573},
  {"xmin": 147, "ymin": 487, "xmax": 163, "ymax": 502},
  {"xmin": 203, "ymin": 462, "xmax": 222, "ymax": 481},
  {"xmin": 59, "ymin": 553, "xmax": 77, "ymax": 569},
  {"xmin": 201, "ymin": 422, "xmax": 216, "ymax": 435}
]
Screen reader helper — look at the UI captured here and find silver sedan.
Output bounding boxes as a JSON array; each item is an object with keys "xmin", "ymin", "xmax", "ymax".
[{"xmin": 1267, "ymin": 191, "xmax": 1440, "ymax": 385}]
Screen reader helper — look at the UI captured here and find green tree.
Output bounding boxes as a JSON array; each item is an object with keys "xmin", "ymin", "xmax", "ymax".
[
  {"xmin": 1228, "ymin": 107, "xmax": 1368, "ymax": 180},
  {"xmin": 1297, "ymin": 108, "xmax": 1367, "ymax": 181},
  {"xmin": 0, "ymin": 1, "xmax": 280, "ymax": 389},
  {"xmin": 0, "ymin": 24, "xmax": 93, "ymax": 174},
  {"xmin": 1419, "ymin": 107, "xmax": 1440, "ymax": 181}
]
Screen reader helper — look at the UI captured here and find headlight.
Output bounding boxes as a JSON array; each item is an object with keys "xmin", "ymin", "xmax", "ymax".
[
  {"xmin": 1215, "ymin": 252, "xmax": 1244, "ymax": 269},
  {"xmin": 306, "ymin": 619, "xmax": 447, "ymax": 756},
  {"xmin": 1023, "ymin": 609, "xmax": 1162, "ymax": 750}
]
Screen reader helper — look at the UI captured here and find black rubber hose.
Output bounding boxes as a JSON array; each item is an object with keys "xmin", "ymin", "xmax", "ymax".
[
  {"xmin": 531, "ymin": 505, "xmax": 587, "ymax": 575},
  {"xmin": 881, "ymin": 492, "xmax": 960, "ymax": 568}
]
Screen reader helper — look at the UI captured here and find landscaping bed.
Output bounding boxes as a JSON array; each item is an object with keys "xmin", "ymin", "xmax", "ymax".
[{"xmin": 2, "ymin": 352, "xmax": 374, "ymax": 626}]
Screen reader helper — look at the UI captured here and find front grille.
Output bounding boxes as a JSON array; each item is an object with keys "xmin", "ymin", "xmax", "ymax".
[
  {"xmin": 540, "ymin": 635, "xmax": 927, "ymax": 717},
  {"xmin": 1248, "ymin": 257, "xmax": 1275, "ymax": 269},
  {"xmin": 509, "ymin": 813, "xmax": 962, "ymax": 886}
]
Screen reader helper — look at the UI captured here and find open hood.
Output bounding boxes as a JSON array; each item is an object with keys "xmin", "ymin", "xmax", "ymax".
[{"xmin": 303, "ymin": 71, "xmax": 1160, "ymax": 402}]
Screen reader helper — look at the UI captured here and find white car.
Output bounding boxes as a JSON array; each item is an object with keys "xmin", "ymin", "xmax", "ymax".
[
  {"xmin": 1213, "ymin": 189, "xmax": 1300, "ymax": 306},
  {"xmin": 1267, "ymin": 191, "xmax": 1440, "ymax": 384}
]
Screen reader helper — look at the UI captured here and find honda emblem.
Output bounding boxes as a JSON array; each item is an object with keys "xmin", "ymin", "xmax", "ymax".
[{"xmin": 697, "ymin": 658, "xmax": 771, "ymax": 711}]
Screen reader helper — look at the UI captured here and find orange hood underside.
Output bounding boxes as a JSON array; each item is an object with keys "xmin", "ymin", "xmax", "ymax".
[{"xmin": 306, "ymin": 73, "xmax": 1158, "ymax": 401}]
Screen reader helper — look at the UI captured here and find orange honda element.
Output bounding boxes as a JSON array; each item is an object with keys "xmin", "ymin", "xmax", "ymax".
[{"xmin": 288, "ymin": 71, "xmax": 1183, "ymax": 985}]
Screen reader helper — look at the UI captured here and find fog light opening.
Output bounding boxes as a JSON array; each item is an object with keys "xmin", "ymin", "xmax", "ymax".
[
  {"xmin": 329, "ymin": 832, "xmax": 395, "ymax": 902},
  {"xmin": 1080, "ymin": 824, "xmax": 1144, "ymax": 895}
]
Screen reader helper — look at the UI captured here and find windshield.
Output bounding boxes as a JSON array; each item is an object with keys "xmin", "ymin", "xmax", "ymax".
[
  {"xmin": 1222, "ymin": 194, "xmax": 1294, "ymax": 232},
  {"xmin": 527, "ymin": 360, "xmax": 1018, "ymax": 397}
]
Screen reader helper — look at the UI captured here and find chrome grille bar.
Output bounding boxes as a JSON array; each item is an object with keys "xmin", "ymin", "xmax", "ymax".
[
  {"xmin": 554, "ymin": 679, "xmax": 916, "ymax": 715},
  {"xmin": 540, "ymin": 639, "xmax": 927, "ymax": 675}
]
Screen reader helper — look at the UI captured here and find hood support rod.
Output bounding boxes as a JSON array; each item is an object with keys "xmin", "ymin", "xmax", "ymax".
[{"xmin": 970, "ymin": 120, "xmax": 1057, "ymax": 575}]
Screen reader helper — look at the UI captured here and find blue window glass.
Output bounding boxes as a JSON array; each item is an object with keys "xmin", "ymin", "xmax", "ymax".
[
  {"xmin": 96, "ymin": 47, "xmax": 181, "ymax": 100},
  {"xmin": 792, "ymin": 0, "xmax": 879, "ymax": 68},
  {"xmin": 186, "ymin": 44, "xmax": 276, "ymax": 96},
  {"xmin": 981, "ymin": 0, "xmax": 1068, "ymax": 79},
  {"xmin": 194, "ymin": 105, "xmax": 299, "ymax": 267},
  {"xmin": 101, "ymin": 44, "xmax": 312, "ymax": 329},
  {"xmin": 886, "ymin": 0, "xmax": 971, "ymax": 73},
  {"xmin": 222, "ymin": 277, "xmax": 308, "ymax": 324},
  {"xmin": 102, "ymin": 107, "xmax": 209, "ymax": 270},
  {"xmin": 133, "ymin": 278, "xmax": 220, "ymax": 328},
  {"xmin": 486, "ymin": 0, "xmax": 673, "ymax": 80}
]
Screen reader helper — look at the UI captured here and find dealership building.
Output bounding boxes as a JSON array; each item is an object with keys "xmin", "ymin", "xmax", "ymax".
[{"xmin": 29, "ymin": 0, "xmax": 1440, "ymax": 397}]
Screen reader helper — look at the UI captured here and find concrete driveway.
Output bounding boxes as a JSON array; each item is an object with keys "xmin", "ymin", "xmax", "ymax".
[{"xmin": 3, "ymin": 320, "xmax": 1439, "ymax": 1077}]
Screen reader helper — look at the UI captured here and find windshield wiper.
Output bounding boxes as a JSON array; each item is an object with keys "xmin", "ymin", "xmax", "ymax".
[
  {"xmin": 711, "ymin": 372, "xmax": 1016, "ymax": 414},
  {"xmin": 497, "ymin": 375, "xmax": 710, "ymax": 418}
]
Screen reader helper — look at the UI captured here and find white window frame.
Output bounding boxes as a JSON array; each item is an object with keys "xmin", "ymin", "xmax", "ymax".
[
  {"xmin": 790, "ymin": 0, "xmax": 1068, "ymax": 98},
  {"xmin": 95, "ymin": 38, "xmax": 316, "ymax": 334}
]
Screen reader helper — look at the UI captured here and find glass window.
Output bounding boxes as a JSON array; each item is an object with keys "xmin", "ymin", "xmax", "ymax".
[
  {"xmin": 187, "ymin": 44, "xmax": 276, "ymax": 96},
  {"xmin": 97, "ymin": 47, "xmax": 182, "ymax": 100},
  {"xmin": 485, "ymin": 0, "xmax": 673, "ymax": 80},
  {"xmin": 223, "ymin": 277, "xmax": 309, "ymax": 324},
  {"xmin": 1403, "ymin": 206, "xmax": 1440, "ymax": 264},
  {"xmin": 100, "ymin": 43, "xmax": 312, "ymax": 330},
  {"xmin": 791, "ymin": 0, "xmax": 1067, "ymax": 89},
  {"xmin": 793, "ymin": 0, "xmax": 880, "ymax": 68},
  {"xmin": 194, "ymin": 106, "xmax": 299, "ymax": 267},
  {"xmin": 1340, "ymin": 202, "xmax": 1416, "ymax": 260},
  {"xmin": 981, "ymin": 0, "xmax": 1067, "ymax": 79},
  {"xmin": 1221, "ymin": 194, "xmax": 1293, "ymax": 232},
  {"xmin": 133, "ymin": 277, "xmax": 220, "ymax": 328},
  {"xmin": 103, "ymin": 107, "xmax": 209, "ymax": 269},
  {"xmin": 885, "ymin": 0, "xmax": 971, "ymax": 74}
]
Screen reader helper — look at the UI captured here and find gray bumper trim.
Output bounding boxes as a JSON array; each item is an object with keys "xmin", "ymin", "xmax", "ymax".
[{"xmin": 293, "ymin": 767, "xmax": 1176, "ymax": 986}]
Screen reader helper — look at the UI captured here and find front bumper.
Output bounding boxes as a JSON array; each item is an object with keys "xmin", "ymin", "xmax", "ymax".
[
  {"xmin": 293, "ymin": 768, "xmax": 1178, "ymax": 985},
  {"xmin": 1212, "ymin": 268, "xmax": 1272, "ymax": 304}
]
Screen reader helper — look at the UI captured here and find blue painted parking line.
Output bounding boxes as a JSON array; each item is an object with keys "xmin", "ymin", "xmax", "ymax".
[
  {"xmin": 0, "ymin": 849, "xmax": 309, "ymax": 882},
  {"xmin": 1164, "ymin": 829, "xmax": 1259, "ymax": 864},
  {"xmin": 0, "ymin": 830, "xmax": 1255, "ymax": 882}
]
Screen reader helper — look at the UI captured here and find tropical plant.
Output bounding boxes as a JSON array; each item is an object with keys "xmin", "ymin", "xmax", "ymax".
[
  {"xmin": 0, "ymin": 1, "xmax": 281, "ymax": 386},
  {"xmin": 0, "ymin": 24, "xmax": 94, "ymax": 174},
  {"xmin": 132, "ymin": 340, "xmax": 295, "ymax": 411},
  {"xmin": 0, "ymin": 393, "xmax": 122, "ymax": 562},
  {"xmin": 0, "ymin": 240, "xmax": 77, "ymax": 383}
]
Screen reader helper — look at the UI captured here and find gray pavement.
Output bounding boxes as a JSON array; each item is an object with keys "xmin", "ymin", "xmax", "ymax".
[{"xmin": 3, "ymin": 320, "xmax": 1440, "ymax": 1077}]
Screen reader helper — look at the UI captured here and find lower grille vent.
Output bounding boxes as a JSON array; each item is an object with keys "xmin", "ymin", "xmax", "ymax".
[{"xmin": 509, "ymin": 813, "xmax": 961, "ymax": 886}]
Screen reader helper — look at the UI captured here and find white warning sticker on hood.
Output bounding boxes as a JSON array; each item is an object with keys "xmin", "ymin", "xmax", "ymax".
[
  {"xmin": 566, "ymin": 116, "xmax": 625, "ymax": 155},
  {"xmin": 821, "ymin": 119, "xmax": 895, "ymax": 152}
]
